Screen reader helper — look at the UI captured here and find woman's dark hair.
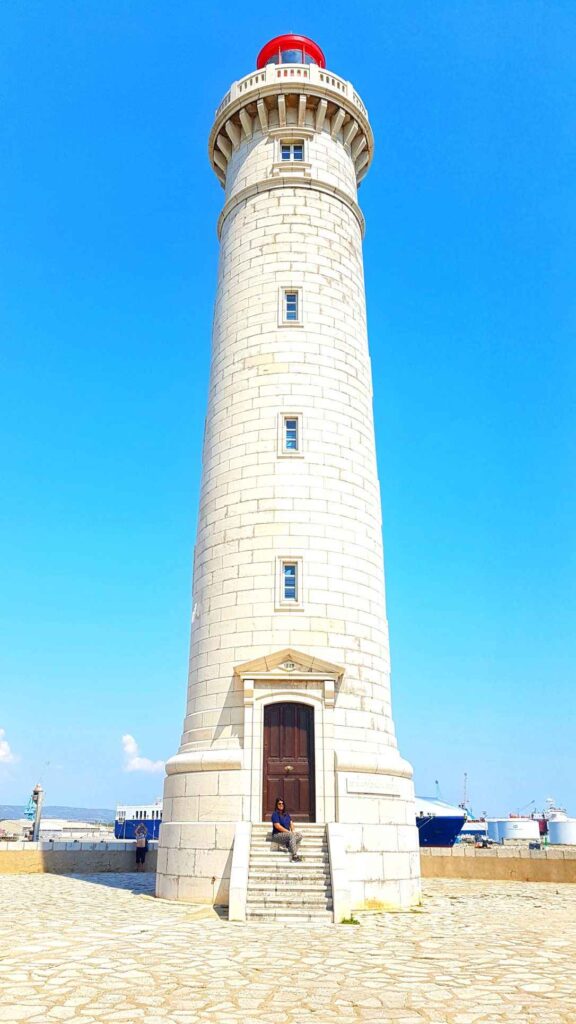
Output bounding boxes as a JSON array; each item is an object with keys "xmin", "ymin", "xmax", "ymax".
[{"xmin": 274, "ymin": 797, "xmax": 286, "ymax": 811}]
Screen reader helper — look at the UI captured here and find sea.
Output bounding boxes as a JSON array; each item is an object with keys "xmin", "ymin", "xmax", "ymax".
[{"xmin": 0, "ymin": 805, "xmax": 115, "ymax": 823}]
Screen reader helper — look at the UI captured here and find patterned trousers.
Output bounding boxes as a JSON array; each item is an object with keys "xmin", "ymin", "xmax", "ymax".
[{"xmin": 272, "ymin": 830, "xmax": 302, "ymax": 858}]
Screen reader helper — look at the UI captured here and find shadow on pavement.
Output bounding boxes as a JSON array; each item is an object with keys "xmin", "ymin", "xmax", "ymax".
[{"xmin": 65, "ymin": 872, "xmax": 157, "ymax": 896}]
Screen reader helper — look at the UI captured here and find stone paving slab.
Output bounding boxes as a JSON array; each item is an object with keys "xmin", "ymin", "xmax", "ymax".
[{"xmin": 0, "ymin": 874, "xmax": 575, "ymax": 1023}]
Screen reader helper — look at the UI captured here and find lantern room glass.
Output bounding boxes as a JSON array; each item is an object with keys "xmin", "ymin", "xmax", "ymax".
[
  {"xmin": 282, "ymin": 48, "xmax": 303, "ymax": 63},
  {"xmin": 265, "ymin": 47, "xmax": 319, "ymax": 66}
]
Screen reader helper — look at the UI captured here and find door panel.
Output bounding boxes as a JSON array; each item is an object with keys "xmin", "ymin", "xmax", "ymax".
[{"xmin": 263, "ymin": 702, "xmax": 315, "ymax": 822}]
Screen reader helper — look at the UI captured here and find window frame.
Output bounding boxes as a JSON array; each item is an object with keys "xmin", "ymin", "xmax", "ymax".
[
  {"xmin": 278, "ymin": 286, "xmax": 303, "ymax": 327},
  {"xmin": 277, "ymin": 412, "xmax": 304, "ymax": 458},
  {"xmin": 279, "ymin": 138, "xmax": 305, "ymax": 163},
  {"xmin": 275, "ymin": 556, "xmax": 304, "ymax": 610}
]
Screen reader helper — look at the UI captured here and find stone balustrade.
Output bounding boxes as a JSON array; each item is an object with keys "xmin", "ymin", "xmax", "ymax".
[{"xmin": 215, "ymin": 63, "xmax": 368, "ymax": 121}]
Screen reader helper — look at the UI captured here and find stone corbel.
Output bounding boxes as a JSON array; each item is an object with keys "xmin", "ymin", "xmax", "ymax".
[
  {"xmin": 239, "ymin": 108, "xmax": 253, "ymax": 139},
  {"xmin": 355, "ymin": 151, "xmax": 370, "ymax": 176},
  {"xmin": 351, "ymin": 134, "xmax": 367, "ymax": 160},
  {"xmin": 257, "ymin": 99, "xmax": 269, "ymax": 131},
  {"xmin": 225, "ymin": 119, "xmax": 241, "ymax": 149},
  {"xmin": 343, "ymin": 119, "xmax": 359, "ymax": 147},
  {"xmin": 216, "ymin": 134, "xmax": 232, "ymax": 160},
  {"xmin": 297, "ymin": 94, "xmax": 307, "ymax": 127},
  {"xmin": 323, "ymin": 680, "xmax": 335, "ymax": 708},
  {"xmin": 213, "ymin": 151, "xmax": 227, "ymax": 175},
  {"xmin": 315, "ymin": 99, "xmax": 328, "ymax": 132},
  {"xmin": 330, "ymin": 108, "xmax": 346, "ymax": 140}
]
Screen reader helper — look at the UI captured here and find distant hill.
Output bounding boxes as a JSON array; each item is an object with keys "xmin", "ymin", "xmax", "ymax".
[{"xmin": 0, "ymin": 805, "xmax": 115, "ymax": 823}]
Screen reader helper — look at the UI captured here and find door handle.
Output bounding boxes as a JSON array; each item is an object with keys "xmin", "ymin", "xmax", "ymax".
[{"xmin": 284, "ymin": 765, "xmax": 294, "ymax": 772}]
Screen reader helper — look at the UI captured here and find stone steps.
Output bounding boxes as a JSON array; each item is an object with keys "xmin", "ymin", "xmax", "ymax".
[
  {"xmin": 248, "ymin": 891, "xmax": 333, "ymax": 907},
  {"xmin": 251, "ymin": 824, "xmax": 326, "ymax": 833},
  {"xmin": 246, "ymin": 905, "xmax": 334, "ymax": 923},
  {"xmin": 245, "ymin": 823, "xmax": 333, "ymax": 923},
  {"xmin": 248, "ymin": 878, "xmax": 330, "ymax": 891},
  {"xmin": 249, "ymin": 851, "xmax": 329, "ymax": 864},
  {"xmin": 250, "ymin": 826, "xmax": 328, "ymax": 838},
  {"xmin": 249, "ymin": 873, "xmax": 332, "ymax": 886}
]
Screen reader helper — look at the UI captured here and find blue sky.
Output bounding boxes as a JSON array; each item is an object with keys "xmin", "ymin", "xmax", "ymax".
[{"xmin": 1, "ymin": 1, "xmax": 574, "ymax": 816}]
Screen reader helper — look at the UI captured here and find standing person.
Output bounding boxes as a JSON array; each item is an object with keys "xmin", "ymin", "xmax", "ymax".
[
  {"xmin": 134, "ymin": 824, "xmax": 148, "ymax": 872},
  {"xmin": 271, "ymin": 798, "xmax": 303, "ymax": 861}
]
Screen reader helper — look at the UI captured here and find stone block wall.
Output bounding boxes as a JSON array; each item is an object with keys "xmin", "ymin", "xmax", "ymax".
[
  {"xmin": 420, "ymin": 846, "xmax": 576, "ymax": 884},
  {"xmin": 0, "ymin": 841, "xmax": 158, "ymax": 874},
  {"xmin": 184, "ymin": 118, "xmax": 396, "ymax": 755}
]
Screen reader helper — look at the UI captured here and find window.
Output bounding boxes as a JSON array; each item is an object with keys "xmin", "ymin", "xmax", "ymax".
[
  {"xmin": 281, "ymin": 48, "xmax": 303, "ymax": 64},
  {"xmin": 278, "ymin": 287, "xmax": 303, "ymax": 327},
  {"xmin": 283, "ymin": 563, "xmax": 297, "ymax": 601},
  {"xmin": 276, "ymin": 556, "xmax": 304, "ymax": 609},
  {"xmin": 285, "ymin": 291, "xmax": 298, "ymax": 320},
  {"xmin": 277, "ymin": 412, "xmax": 303, "ymax": 457},
  {"xmin": 281, "ymin": 141, "xmax": 304, "ymax": 162},
  {"xmin": 285, "ymin": 418, "xmax": 298, "ymax": 451}
]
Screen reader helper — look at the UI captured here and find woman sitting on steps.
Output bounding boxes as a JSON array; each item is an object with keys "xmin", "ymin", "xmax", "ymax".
[{"xmin": 271, "ymin": 797, "xmax": 303, "ymax": 862}]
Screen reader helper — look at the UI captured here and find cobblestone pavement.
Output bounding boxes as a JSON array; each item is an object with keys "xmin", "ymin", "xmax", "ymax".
[{"xmin": 0, "ymin": 874, "xmax": 575, "ymax": 1023}]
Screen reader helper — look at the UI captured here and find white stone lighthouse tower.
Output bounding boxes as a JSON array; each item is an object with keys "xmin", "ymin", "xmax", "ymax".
[{"xmin": 157, "ymin": 34, "xmax": 420, "ymax": 914}]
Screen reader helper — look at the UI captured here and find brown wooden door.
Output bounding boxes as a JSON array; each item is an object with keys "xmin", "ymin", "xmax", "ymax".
[{"xmin": 263, "ymin": 702, "xmax": 315, "ymax": 822}]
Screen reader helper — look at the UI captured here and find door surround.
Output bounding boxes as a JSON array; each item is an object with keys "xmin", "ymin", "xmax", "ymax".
[
  {"xmin": 234, "ymin": 648, "xmax": 343, "ymax": 824},
  {"xmin": 263, "ymin": 701, "xmax": 315, "ymax": 821}
]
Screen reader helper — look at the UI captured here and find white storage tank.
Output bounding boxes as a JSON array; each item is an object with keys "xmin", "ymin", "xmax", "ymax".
[
  {"xmin": 548, "ymin": 819, "xmax": 576, "ymax": 845},
  {"xmin": 487, "ymin": 820, "xmax": 501, "ymax": 841},
  {"xmin": 498, "ymin": 818, "xmax": 540, "ymax": 841}
]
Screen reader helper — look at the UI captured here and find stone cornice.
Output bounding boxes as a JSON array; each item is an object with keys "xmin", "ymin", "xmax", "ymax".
[
  {"xmin": 166, "ymin": 750, "xmax": 243, "ymax": 774},
  {"xmin": 334, "ymin": 750, "xmax": 414, "ymax": 780}
]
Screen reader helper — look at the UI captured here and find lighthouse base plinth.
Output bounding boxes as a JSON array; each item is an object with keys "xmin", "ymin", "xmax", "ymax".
[{"xmin": 156, "ymin": 748, "xmax": 421, "ymax": 912}]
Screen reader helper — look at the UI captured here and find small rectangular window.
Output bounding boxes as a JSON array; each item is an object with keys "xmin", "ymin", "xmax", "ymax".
[
  {"xmin": 285, "ymin": 291, "xmax": 298, "ymax": 321},
  {"xmin": 278, "ymin": 286, "xmax": 303, "ymax": 327},
  {"xmin": 276, "ymin": 555, "xmax": 303, "ymax": 609},
  {"xmin": 277, "ymin": 412, "xmax": 303, "ymax": 456},
  {"xmin": 283, "ymin": 563, "xmax": 297, "ymax": 601},
  {"xmin": 284, "ymin": 418, "xmax": 298, "ymax": 451},
  {"xmin": 281, "ymin": 141, "xmax": 304, "ymax": 161}
]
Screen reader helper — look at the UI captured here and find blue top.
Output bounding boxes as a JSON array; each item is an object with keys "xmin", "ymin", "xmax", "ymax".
[{"xmin": 271, "ymin": 810, "xmax": 291, "ymax": 832}]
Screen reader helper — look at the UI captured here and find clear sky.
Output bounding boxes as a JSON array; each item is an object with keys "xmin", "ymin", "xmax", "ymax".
[{"xmin": 1, "ymin": 1, "xmax": 574, "ymax": 817}]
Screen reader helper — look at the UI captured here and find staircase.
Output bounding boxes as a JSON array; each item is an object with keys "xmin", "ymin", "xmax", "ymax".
[{"xmin": 246, "ymin": 823, "xmax": 333, "ymax": 923}]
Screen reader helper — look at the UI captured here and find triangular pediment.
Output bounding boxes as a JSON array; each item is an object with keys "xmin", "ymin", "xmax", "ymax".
[{"xmin": 234, "ymin": 648, "xmax": 344, "ymax": 680}]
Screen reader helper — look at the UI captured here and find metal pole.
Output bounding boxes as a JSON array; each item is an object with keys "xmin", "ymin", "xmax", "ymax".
[{"xmin": 32, "ymin": 784, "xmax": 44, "ymax": 842}]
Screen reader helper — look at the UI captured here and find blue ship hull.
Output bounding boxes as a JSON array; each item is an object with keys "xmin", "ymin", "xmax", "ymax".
[
  {"xmin": 415, "ymin": 797, "xmax": 466, "ymax": 847},
  {"xmin": 416, "ymin": 813, "xmax": 465, "ymax": 847}
]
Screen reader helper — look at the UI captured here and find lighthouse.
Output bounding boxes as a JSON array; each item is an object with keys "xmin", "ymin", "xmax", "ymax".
[{"xmin": 156, "ymin": 34, "xmax": 421, "ymax": 915}]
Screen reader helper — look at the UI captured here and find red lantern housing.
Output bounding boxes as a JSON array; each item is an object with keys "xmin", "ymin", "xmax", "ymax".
[{"xmin": 256, "ymin": 34, "xmax": 326, "ymax": 70}]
